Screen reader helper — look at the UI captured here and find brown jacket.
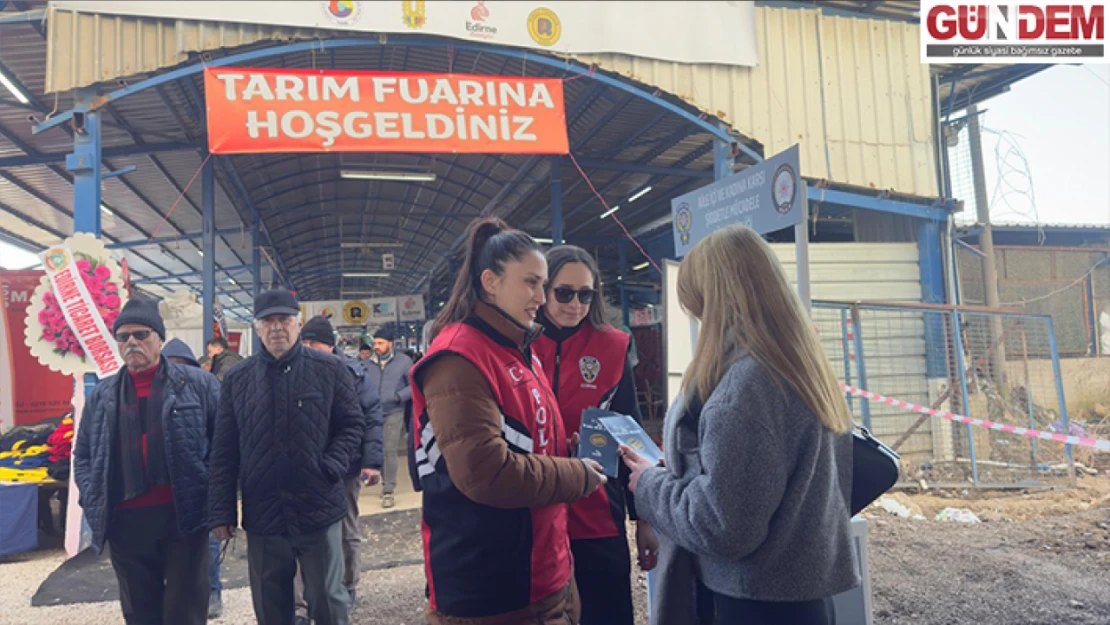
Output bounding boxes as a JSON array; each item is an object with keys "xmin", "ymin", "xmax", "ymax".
[{"xmin": 417, "ymin": 303, "xmax": 590, "ymax": 624}]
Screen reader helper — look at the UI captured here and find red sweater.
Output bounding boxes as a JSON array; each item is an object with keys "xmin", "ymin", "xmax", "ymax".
[{"xmin": 118, "ymin": 366, "xmax": 175, "ymax": 509}]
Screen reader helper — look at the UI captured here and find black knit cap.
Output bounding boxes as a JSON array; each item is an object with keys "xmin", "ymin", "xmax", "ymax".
[
  {"xmin": 301, "ymin": 316, "xmax": 336, "ymax": 347},
  {"xmin": 112, "ymin": 298, "xmax": 166, "ymax": 341},
  {"xmin": 373, "ymin": 328, "xmax": 394, "ymax": 342},
  {"xmin": 359, "ymin": 343, "xmax": 372, "ymax": 352}
]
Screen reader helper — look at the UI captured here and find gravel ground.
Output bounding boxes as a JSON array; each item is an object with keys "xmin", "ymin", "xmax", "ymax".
[{"xmin": 3, "ymin": 477, "xmax": 1107, "ymax": 625}]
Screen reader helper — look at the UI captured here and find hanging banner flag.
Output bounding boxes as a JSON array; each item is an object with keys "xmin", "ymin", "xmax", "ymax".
[
  {"xmin": 213, "ymin": 299, "xmax": 229, "ymax": 340},
  {"xmin": 398, "ymin": 294, "xmax": 426, "ymax": 322},
  {"xmin": 39, "ymin": 245, "xmax": 125, "ymax": 378},
  {"xmin": 204, "ymin": 68, "xmax": 569, "ymax": 155}
]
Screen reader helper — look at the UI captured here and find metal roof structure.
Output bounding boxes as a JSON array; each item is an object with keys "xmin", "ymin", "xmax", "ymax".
[{"xmin": 0, "ymin": 1, "xmax": 1049, "ymax": 322}]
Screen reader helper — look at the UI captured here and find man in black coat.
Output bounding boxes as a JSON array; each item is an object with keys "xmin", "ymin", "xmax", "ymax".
[
  {"xmin": 294, "ymin": 315, "xmax": 384, "ymax": 620},
  {"xmin": 207, "ymin": 290, "xmax": 364, "ymax": 625},
  {"xmin": 73, "ymin": 299, "xmax": 219, "ymax": 625}
]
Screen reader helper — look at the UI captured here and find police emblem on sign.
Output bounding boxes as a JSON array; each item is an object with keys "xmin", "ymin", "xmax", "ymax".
[
  {"xmin": 579, "ymin": 356, "xmax": 600, "ymax": 384},
  {"xmin": 675, "ymin": 202, "xmax": 692, "ymax": 246}
]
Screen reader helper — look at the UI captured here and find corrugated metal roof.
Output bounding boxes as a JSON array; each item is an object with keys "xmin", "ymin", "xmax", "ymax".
[
  {"xmin": 1, "ymin": 1, "xmax": 1021, "ymax": 306},
  {"xmin": 41, "ymin": 4, "xmax": 941, "ymax": 196}
]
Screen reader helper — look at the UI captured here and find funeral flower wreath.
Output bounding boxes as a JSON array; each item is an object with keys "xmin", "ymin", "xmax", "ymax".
[{"xmin": 24, "ymin": 233, "xmax": 130, "ymax": 375}]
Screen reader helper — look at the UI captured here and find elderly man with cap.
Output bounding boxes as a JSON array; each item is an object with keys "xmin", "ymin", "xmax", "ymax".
[
  {"xmin": 208, "ymin": 290, "xmax": 364, "ymax": 625},
  {"xmin": 367, "ymin": 327, "xmax": 413, "ymax": 509},
  {"xmin": 293, "ymin": 315, "xmax": 384, "ymax": 622},
  {"xmin": 73, "ymin": 299, "xmax": 220, "ymax": 625}
]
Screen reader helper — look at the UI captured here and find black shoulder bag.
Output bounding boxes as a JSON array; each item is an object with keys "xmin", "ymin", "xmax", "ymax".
[{"xmin": 850, "ymin": 425, "xmax": 900, "ymax": 515}]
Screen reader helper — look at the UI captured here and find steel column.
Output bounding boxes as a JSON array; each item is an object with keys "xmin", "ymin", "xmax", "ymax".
[
  {"xmin": 713, "ymin": 122, "xmax": 732, "ymax": 180},
  {"xmin": 1046, "ymin": 317, "xmax": 1076, "ymax": 483},
  {"xmin": 550, "ymin": 157, "xmax": 564, "ymax": 246},
  {"xmin": 951, "ymin": 310, "xmax": 980, "ymax": 485},
  {"xmin": 850, "ymin": 305, "xmax": 872, "ymax": 430},
  {"xmin": 252, "ymin": 213, "xmax": 262, "ymax": 352},
  {"xmin": 617, "ymin": 242, "xmax": 630, "ymax": 327},
  {"xmin": 202, "ymin": 154, "xmax": 216, "ymax": 346},
  {"xmin": 68, "ymin": 88, "xmax": 102, "ymax": 235}
]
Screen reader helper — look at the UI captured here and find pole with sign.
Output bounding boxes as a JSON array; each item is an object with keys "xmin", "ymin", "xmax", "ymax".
[{"xmin": 670, "ymin": 144, "xmax": 810, "ymax": 310}]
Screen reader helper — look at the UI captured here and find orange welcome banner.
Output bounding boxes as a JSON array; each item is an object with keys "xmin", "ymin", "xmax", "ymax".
[{"xmin": 204, "ymin": 68, "xmax": 569, "ymax": 155}]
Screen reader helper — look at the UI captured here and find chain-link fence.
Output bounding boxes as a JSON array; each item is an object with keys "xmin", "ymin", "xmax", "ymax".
[
  {"xmin": 957, "ymin": 245, "xmax": 1110, "ymax": 357},
  {"xmin": 813, "ymin": 301, "xmax": 1077, "ymax": 488}
]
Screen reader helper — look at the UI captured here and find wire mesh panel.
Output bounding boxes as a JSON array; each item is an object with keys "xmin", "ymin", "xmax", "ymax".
[{"xmin": 813, "ymin": 301, "xmax": 1076, "ymax": 488}]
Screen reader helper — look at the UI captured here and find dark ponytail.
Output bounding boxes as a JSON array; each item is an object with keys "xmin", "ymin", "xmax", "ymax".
[{"xmin": 429, "ymin": 217, "xmax": 541, "ymax": 340}]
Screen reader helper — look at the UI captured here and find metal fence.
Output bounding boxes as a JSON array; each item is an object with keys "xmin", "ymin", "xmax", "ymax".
[{"xmin": 813, "ymin": 301, "xmax": 1077, "ymax": 488}]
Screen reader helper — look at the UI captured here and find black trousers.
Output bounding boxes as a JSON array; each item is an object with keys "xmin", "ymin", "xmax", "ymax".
[
  {"xmin": 571, "ymin": 537, "xmax": 635, "ymax": 625},
  {"xmin": 107, "ymin": 504, "xmax": 209, "ymax": 625},
  {"xmin": 697, "ymin": 582, "xmax": 835, "ymax": 625}
]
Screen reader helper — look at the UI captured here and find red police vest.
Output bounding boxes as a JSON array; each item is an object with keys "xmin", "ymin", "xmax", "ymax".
[
  {"xmin": 534, "ymin": 323, "xmax": 631, "ymax": 540},
  {"xmin": 411, "ymin": 319, "xmax": 571, "ymax": 617}
]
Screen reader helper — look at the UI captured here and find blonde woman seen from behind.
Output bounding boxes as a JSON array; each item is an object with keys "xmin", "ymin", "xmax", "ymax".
[{"xmin": 620, "ymin": 225, "xmax": 859, "ymax": 625}]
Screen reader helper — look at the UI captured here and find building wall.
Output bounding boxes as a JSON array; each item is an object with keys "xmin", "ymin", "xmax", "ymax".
[
  {"xmin": 664, "ymin": 242, "xmax": 937, "ymax": 458},
  {"xmin": 44, "ymin": 6, "xmax": 937, "ymax": 197}
]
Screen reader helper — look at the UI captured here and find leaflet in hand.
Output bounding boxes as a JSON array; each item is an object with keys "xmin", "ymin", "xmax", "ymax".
[
  {"xmin": 576, "ymin": 408, "xmax": 621, "ymax": 478},
  {"xmin": 597, "ymin": 413, "xmax": 665, "ymax": 467}
]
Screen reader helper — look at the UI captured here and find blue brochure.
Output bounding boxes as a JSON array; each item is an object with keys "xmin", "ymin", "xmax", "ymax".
[
  {"xmin": 576, "ymin": 408, "xmax": 621, "ymax": 478},
  {"xmin": 598, "ymin": 413, "xmax": 665, "ymax": 468}
]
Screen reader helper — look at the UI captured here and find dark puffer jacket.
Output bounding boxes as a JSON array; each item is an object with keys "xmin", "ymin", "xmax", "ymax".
[
  {"xmin": 73, "ymin": 359, "xmax": 220, "ymax": 553},
  {"xmin": 341, "ymin": 354, "xmax": 384, "ymax": 475},
  {"xmin": 207, "ymin": 343, "xmax": 364, "ymax": 537}
]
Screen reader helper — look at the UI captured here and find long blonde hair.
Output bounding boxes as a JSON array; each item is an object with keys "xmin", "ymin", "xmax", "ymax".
[{"xmin": 677, "ymin": 225, "xmax": 852, "ymax": 434}]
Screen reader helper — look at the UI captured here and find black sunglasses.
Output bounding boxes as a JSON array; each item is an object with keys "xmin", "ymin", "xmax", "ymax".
[
  {"xmin": 552, "ymin": 287, "xmax": 596, "ymax": 305},
  {"xmin": 115, "ymin": 330, "xmax": 153, "ymax": 343}
]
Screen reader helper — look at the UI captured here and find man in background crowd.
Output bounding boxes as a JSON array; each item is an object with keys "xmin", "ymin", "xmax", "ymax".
[{"xmin": 366, "ymin": 328, "xmax": 413, "ymax": 509}]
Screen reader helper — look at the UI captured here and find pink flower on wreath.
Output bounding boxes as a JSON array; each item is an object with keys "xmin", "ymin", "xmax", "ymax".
[
  {"xmin": 38, "ymin": 310, "xmax": 50, "ymax": 325},
  {"xmin": 41, "ymin": 328, "xmax": 53, "ymax": 341},
  {"xmin": 43, "ymin": 292, "xmax": 57, "ymax": 306},
  {"xmin": 94, "ymin": 265, "xmax": 111, "ymax": 280},
  {"xmin": 106, "ymin": 294, "xmax": 121, "ymax": 310},
  {"xmin": 76, "ymin": 259, "xmax": 92, "ymax": 274},
  {"xmin": 71, "ymin": 344, "xmax": 85, "ymax": 357},
  {"xmin": 54, "ymin": 338, "xmax": 67, "ymax": 351},
  {"xmin": 105, "ymin": 282, "xmax": 118, "ymax": 294}
]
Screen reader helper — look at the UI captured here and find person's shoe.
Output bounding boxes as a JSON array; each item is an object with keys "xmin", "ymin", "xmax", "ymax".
[
  {"xmin": 207, "ymin": 590, "xmax": 222, "ymax": 619},
  {"xmin": 294, "ymin": 616, "xmax": 311, "ymax": 625},
  {"xmin": 382, "ymin": 493, "xmax": 395, "ymax": 508},
  {"xmin": 347, "ymin": 587, "xmax": 357, "ymax": 610}
]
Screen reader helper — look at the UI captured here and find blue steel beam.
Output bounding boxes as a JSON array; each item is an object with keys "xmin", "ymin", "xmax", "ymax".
[
  {"xmin": 244, "ymin": 161, "xmax": 500, "ymax": 206},
  {"xmin": 564, "ymin": 142, "xmax": 714, "ymax": 237},
  {"xmin": 98, "ymin": 101, "xmax": 252, "ymax": 280},
  {"xmin": 0, "ymin": 87, "xmax": 237, "ymax": 296},
  {"xmin": 572, "ymin": 160, "xmax": 713, "ymax": 180},
  {"xmin": 107, "ymin": 228, "xmax": 244, "ymax": 250},
  {"xmin": 396, "ymin": 54, "xmax": 531, "ymax": 288},
  {"xmin": 0, "ymin": 81, "xmax": 223, "ymax": 300},
  {"xmin": 0, "ymin": 8, "xmax": 45, "ymax": 24},
  {"xmin": 807, "ymin": 186, "xmax": 951, "ymax": 221},
  {"xmin": 408, "ymin": 78, "xmax": 612, "ymax": 293},
  {"xmin": 132, "ymin": 265, "xmax": 252, "ymax": 285},
  {"xmin": 247, "ymin": 174, "xmax": 491, "ymax": 216},
  {"xmin": 550, "ymin": 157, "xmax": 564, "ymax": 245},
  {"xmin": 266, "ymin": 212, "xmax": 467, "ymax": 248},
  {"xmin": 0, "ymin": 141, "xmax": 204, "ymax": 168},
  {"xmin": 32, "ymin": 37, "xmax": 741, "ymax": 146},
  {"xmin": 177, "ymin": 78, "xmax": 294, "ymax": 291}
]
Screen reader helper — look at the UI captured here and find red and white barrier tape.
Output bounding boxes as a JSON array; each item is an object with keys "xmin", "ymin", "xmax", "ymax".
[{"xmin": 840, "ymin": 384, "xmax": 1110, "ymax": 452}]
